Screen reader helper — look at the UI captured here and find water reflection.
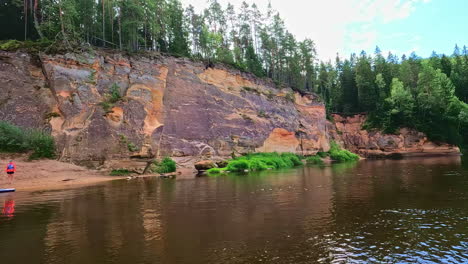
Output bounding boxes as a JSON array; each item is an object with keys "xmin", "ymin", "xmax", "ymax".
[
  {"xmin": 1, "ymin": 196, "xmax": 15, "ymax": 218},
  {"xmin": 0, "ymin": 156, "xmax": 466, "ymax": 264}
]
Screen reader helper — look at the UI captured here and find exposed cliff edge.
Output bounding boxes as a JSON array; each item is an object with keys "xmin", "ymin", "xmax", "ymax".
[
  {"xmin": 0, "ymin": 50, "xmax": 459, "ymax": 169},
  {"xmin": 330, "ymin": 114, "xmax": 460, "ymax": 158}
]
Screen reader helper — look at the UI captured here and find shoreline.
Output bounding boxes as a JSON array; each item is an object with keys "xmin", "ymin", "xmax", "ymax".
[
  {"xmin": 0, "ymin": 159, "xmax": 198, "ymax": 192},
  {"xmin": 0, "ymin": 159, "xmax": 126, "ymax": 192}
]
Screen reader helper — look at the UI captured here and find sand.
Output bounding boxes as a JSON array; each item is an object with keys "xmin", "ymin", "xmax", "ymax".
[{"xmin": 0, "ymin": 159, "xmax": 125, "ymax": 191}]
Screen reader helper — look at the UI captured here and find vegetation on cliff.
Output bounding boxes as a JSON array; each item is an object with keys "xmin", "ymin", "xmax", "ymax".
[
  {"xmin": 0, "ymin": 121, "xmax": 55, "ymax": 159},
  {"xmin": 207, "ymin": 152, "xmax": 303, "ymax": 174}
]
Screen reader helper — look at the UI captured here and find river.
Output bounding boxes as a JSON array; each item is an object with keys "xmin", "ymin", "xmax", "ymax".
[{"xmin": 0, "ymin": 157, "xmax": 467, "ymax": 263}]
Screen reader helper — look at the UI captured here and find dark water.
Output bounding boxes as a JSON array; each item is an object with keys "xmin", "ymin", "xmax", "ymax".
[{"xmin": 0, "ymin": 157, "xmax": 467, "ymax": 264}]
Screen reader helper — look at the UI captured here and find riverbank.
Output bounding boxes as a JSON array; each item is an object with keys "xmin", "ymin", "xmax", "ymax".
[{"xmin": 0, "ymin": 159, "xmax": 126, "ymax": 191}]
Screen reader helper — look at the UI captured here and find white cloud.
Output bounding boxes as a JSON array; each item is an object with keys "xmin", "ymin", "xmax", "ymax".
[{"xmin": 179, "ymin": 0, "xmax": 431, "ymax": 60}]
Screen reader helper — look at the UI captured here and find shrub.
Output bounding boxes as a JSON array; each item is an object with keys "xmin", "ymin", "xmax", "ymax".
[
  {"xmin": 306, "ymin": 155, "xmax": 324, "ymax": 165},
  {"xmin": 316, "ymin": 152, "xmax": 328, "ymax": 158},
  {"xmin": 109, "ymin": 83, "xmax": 122, "ymax": 103},
  {"xmin": 0, "ymin": 121, "xmax": 55, "ymax": 159},
  {"xmin": 127, "ymin": 142, "xmax": 138, "ymax": 152},
  {"xmin": 27, "ymin": 130, "xmax": 56, "ymax": 160},
  {"xmin": 100, "ymin": 83, "xmax": 122, "ymax": 112},
  {"xmin": 110, "ymin": 169, "xmax": 132, "ymax": 176},
  {"xmin": 151, "ymin": 157, "xmax": 177, "ymax": 174},
  {"xmin": 281, "ymin": 153, "xmax": 303, "ymax": 166},
  {"xmin": 328, "ymin": 141, "xmax": 359, "ymax": 162}
]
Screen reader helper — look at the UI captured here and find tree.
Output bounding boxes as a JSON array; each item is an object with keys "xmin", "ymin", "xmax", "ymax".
[
  {"xmin": 355, "ymin": 52, "xmax": 377, "ymax": 111},
  {"xmin": 383, "ymin": 78, "xmax": 415, "ymax": 132}
]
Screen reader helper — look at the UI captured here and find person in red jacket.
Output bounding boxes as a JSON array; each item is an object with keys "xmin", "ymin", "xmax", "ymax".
[{"xmin": 5, "ymin": 160, "xmax": 16, "ymax": 184}]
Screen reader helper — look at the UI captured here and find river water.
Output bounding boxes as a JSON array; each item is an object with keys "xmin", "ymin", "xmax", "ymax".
[{"xmin": 0, "ymin": 157, "xmax": 467, "ymax": 264}]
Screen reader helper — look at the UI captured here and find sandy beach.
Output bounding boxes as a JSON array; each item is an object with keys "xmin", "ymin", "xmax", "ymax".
[{"xmin": 0, "ymin": 159, "xmax": 125, "ymax": 191}]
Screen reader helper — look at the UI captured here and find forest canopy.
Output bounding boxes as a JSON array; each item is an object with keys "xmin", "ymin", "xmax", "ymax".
[{"xmin": 1, "ymin": 0, "xmax": 467, "ymax": 149}]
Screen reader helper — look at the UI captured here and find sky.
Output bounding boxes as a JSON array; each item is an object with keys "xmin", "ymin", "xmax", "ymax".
[{"xmin": 180, "ymin": 0, "xmax": 468, "ymax": 61}]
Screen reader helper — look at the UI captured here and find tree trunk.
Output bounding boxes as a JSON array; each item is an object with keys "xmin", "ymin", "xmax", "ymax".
[
  {"xmin": 33, "ymin": 0, "xmax": 44, "ymax": 39},
  {"xmin": 102, "ymin": 0, "xmax": 105, "ymax": 47},
  {"xmin": 24, "ymin": 0, "xmax": 28, "ymax": 40}
]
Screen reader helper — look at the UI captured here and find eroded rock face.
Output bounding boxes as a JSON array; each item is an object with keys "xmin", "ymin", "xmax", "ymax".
[
  {"xmin": 0, "ymin": 51, "xmax": 330, "ymax": 166},
  {"xmin": 1, "ymin": 50, "xmax": 458, "ymax": 167},
  {"xmin": 331, "ymin": 114, "xmax": 460, "ymax": 158}
]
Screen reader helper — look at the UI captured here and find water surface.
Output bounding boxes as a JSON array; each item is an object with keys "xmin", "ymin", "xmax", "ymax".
[{"xmin": 0, "ymin": 157, "xmax": 467, "ymax": 263}]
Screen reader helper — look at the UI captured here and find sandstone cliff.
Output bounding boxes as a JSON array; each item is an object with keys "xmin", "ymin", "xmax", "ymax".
[
  {"xmin": 0, "ymin": 50, "xmax": 460, "ymax": 168},
  {"xmin": 0, "ymin": 50, "xmax": 330, "ymax": 167},
  {"xmin": 330, "ymin": 114, "xmax": 460, "ymax": 158}
]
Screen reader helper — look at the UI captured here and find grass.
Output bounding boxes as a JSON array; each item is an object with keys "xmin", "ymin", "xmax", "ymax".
[
  {"xmin": 206, "ymin": 167, "xmax": 227, "ymax": 175},
  {"xmin": 306, "ymin": 155, "xmax": 324, "ymax": 165},
  {"xmin": 0, "ymin": 121, "xmax": 55, "ymax": 159},
  {"xmin": 219, "ymin": 152, "xmax": 303, "ymax": 173},
  {"xmin": 110, "ymin": 169, "xmax": 132, "ymax": 176},
  {"xmin": 151, "ymin": 157, "xmax": 177, "ymax": 174}
]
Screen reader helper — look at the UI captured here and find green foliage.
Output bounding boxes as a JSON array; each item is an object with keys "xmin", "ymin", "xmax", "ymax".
[
  {"xmin": 127, "ymin": 142, "xmax": 138, "ymax": 152},
  {"xmin": 306, "ymin": 155, "xmax": 324, "ymax": 165},
  {"xmin": 316, "ymin": 152, "xmax": 328, "ymax": 158},
  {"xmin": 109, "ymin": 83, "xmax": 122, "ymax": 103},
  {"xmin": 328, "ymin": 141, "xmax": 359, "ymax": 162},
  {"xmin": 87, "ymin": 71, "xmax": 96, "ymax": 84},
  {"xmin": 0, "ymin": 39, "xmax": 53, "ymax": 52},
  {"xmin": 110, "ymin": 169, "xmax": 132, "ymax": 176},
  {"xmin": 257, "ymin": 110, "xmax": 269, "ymax": 118},
  {"xmin": 151, "ymin": 157, "xmax": 177, "ymax": 174},
  {"xmin": 100, "ymin": 83, "xmax": 122, "ymax": 113},
  {"xmin": 226, "ymin": 160, "xmax": 250, "ymax": 172},
  {"xmin": 0, "ymin": 121, "xmax": 55, "ymax": 159},
  {"xmin": 222, "ymin": 152, "xmax": 303, "ymax": 173},
  {"xmin": 285, "ymin": 92, "xmax": 295, "ymax": 102},
  {"xmin": 206, "ymin": 167, "xmax": 226, "ymax": 175}
]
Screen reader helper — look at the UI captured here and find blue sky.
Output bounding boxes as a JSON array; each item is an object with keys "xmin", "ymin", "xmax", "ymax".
[{"xmin": 182, "ymin": 0, "xmax": 468, "ymax": 60}]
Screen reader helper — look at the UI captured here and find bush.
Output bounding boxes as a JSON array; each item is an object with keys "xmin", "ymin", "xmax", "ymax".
[
  {"xmin": 110, "ymin": 169, "xmax": 132, "ymax": 176},
  {"xmin": 100, "ymin": 83, "xmax": 122, "ymax": 112},
  {"xmin": 248, "ymin": 158, "xmax": 269, "ymax": 171},
  {"xmin": 306, "ymin": 155, "xmax": 324, "ymax": 165},
  {"xmin": 151, "ymin": 157, "xmax": 177, "ymax": 174},
  {"xmin": 222, "ymin": 152, "xmax": 303, "ymax": 173},
  {"xmin": 226, "ymin": 160, "xmax": 250, "ymax": 172},
  {"xmin": 0, "ymin": 121, "xmax": 55, "ymax": 159},
  {"xmin": 27, "ymin": 130, "xmax": 56, "ymax": 159},
  {"xmin": 328, "ymin": 141, "xmax": 359, "ymax": 162},
  {"xmin": 281, "ymin": 153, "xmax": 303, "ymax": 166},
  {"xmin": 316, "ymin": 152, "xmax": 328, "ymax": 158}
]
